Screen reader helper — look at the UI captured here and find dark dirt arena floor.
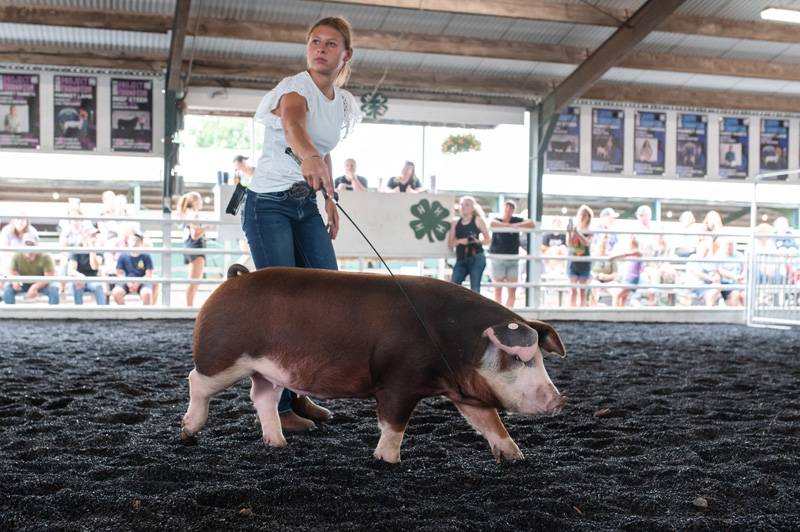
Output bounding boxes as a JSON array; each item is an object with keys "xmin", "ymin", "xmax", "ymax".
[{"xmin": 1, "ymin": 319, "xmax": 798, "ymax": 531}]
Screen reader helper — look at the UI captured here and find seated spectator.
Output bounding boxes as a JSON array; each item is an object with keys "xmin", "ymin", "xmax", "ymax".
[
  {"xmin": 684, "ymin": 241, "xmax": 721, "ymax": 307},
  {"xmin": 702, "ymin": 209, "xmax": 724, "ymax": 254},
  {"xmin": 111, "ymin": 232, "xmax": 154, "ymax": 305},
  {"xmin": 385, "ymin": 161, "xmax": 423, "ymax": 193},
  {"xmin": 489, "ymin": 200, "xmax": 534, "ymax": 308},
  {"xmin": 541, "ymin": 217, "xmax": 568, "ymax": 279},
  {"xmin": 335, "ymin": 158, "xmax": 368, "ymax": 192},
  {"xmin": 3, "ymin": 233, "xmax": 59, "ymax": 305},
  {"xmin": 567, "ymin": 205, "xmax": 593, "ymax": 307},
  {"xmin": 773, "ymin": 216, "xmax": 798, "ymax": 253},
  {"xmin": 670, "ymin": 210, "xmax": 700, "ymax": 258},
  {"xmin": 68, "ymin": 228, "xmax": 107, "ymax": 305},
  {"xmin": 715, "ymin": 237, "xmax": 746, "ymax": 306},
  {"xmin": 753, "ymin": 223, "xmax": 782, "ymax": 285},
  {"xmin": 614, "ymin": 236, "xmax": 643, "ymax": 307},
  {"xmin": 1, "ymin": 218, "xmax": 40, "ymax": 276},
  {"xmin": 58, "ymin": 198, "xmax": 96, "ymax": 293}
]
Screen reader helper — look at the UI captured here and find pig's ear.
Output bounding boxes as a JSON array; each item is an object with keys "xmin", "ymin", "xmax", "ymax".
[{"xmin": 526, "ymin": 320, "xmax": 566, "ymax": 357}]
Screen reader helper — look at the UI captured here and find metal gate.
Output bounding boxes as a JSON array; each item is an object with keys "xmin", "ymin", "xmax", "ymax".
[{"xmin": 747, "ymin": 253, "xmax": 800, "ymax": 328}]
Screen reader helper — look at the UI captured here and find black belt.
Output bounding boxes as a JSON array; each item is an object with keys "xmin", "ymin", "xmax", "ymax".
[{"xmin": 287, "ymin": 181, "xmax": 314, "ymax": 199}]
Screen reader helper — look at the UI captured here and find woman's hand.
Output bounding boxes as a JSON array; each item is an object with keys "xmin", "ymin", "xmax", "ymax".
[
  {"xmin": 325, "ymin": 198, "xmax": 339, "ymax": 239},
  {"xmin": 300, "ymin": 156, "xmax": 333, "ymax": 197}
]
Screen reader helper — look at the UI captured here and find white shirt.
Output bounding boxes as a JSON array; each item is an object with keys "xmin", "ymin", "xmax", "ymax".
[{"xmin": 250, "ymin": 71, "xmax": 361, "ymax": 193}]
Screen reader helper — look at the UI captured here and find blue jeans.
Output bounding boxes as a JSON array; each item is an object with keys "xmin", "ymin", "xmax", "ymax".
[
  {"xmin": 241, "ymin": 188, "xmax": 338, "ymax": 414},
  {"xmin": 71, "ymin": 281, "xmax": 107, "ymax": 305},
  {"xmin": 451, "ymin": 253, "xmax": 486, "ymax": 293},
  {"xmin": 3, "ymin": 283, "xmax": 60, "ymax": 304}
]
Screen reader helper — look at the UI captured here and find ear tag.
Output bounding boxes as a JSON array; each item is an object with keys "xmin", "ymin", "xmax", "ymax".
[{"xmin": 508, "ymin": 323, "xmax": 519, "ymax": 330}]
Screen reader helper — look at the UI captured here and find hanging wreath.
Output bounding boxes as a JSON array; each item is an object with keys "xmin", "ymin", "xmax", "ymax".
[
  {"xmin": 441, "ymin": 133, "xmax": 481, "ymax": 155},
  {"xmin": 360, "ymin": 91, "xmax": 388, "ymax": 119}
]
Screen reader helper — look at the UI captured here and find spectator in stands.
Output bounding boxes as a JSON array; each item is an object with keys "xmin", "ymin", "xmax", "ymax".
[
  {"xmin": 1, "ymin": 218, "xmax": 40, "ymax": 277},
  {"xmin": 111, "ymin": 232, "xmax": 154, "ymax": 305},
  {"xmin": 567, "ymin": 205, "xmax": 593, "ymax": 307},
  {"xmin": 448, "ymin": 196, "xmax": 490, "ymax": 293},
  {"xmin": 178, "ymin": 191, "xmax": 206, "ymax": 307},
  {"xmin": 684, "ymin": 240, "xmax": 721, "ymax": 306},
  {"xmin": 541, "ymin": 217, "xmax": 568, "ymax": 279},
  {"xmin": 385, "ymin": 161, "xmax": 423, "ymax": 193},
  {"xmin": 58, "ymin": 198, "xmax": 96, "ymax": 293},
  {"xmin": 670, "ymin": 210, "xmax": 699, "ymax": 258},
  {"xmin": 68, "ymin": 228, "xmax": 107, "ymax": 305},
  {"xmin": 3, "ymin": 233, "xmax": 59, "ymax": 305},
  {"xmin": 716, "ymin": 237, "xmax": 746, "ymax": 306},
  {"xmin": 772, "ymin": 216, "xmax": 798, "ymax": 253},
  {"xmin": 596, "ymin": 207, "xmax": 620, "ymax": 252},
  {"xmin": 614, "ymin": 236, "xmax": 643, "ymax": 307},
  {"xmin": 233, "ymin": 155, "xmax": 255, "ymax": 186},
  {"xmin": 334, "ymin": 158, "xmax": 368, "ymax": 192},
  {"xmin": 488, "ymin": 200, "xmax": 534, "ymax": 308},
  {"xmin": 753, "ymin": 222, "xmax": 782, "ymax": 285},
  {"xmin": 702, "ymin": 209, "xmax": 724, "ymax": 253},
  {"xmin": 589, "ymin": 233, "xmax": 618, "ymax": 306}
]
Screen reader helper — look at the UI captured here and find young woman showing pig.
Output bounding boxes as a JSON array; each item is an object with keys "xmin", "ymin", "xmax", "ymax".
[{"xmin": 237, "ymin": 16, "xmax": 361, "ymax": 432}]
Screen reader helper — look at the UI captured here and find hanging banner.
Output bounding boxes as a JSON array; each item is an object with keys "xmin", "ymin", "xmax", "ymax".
[
  {"xmin": 0, "ymin": 73, "xmax": 40, "ymax": 149},
  {"xmin": 759, "ymin": 118, "xmax": 789, "ymax": 180},
  {"xmin": 719, "ymin": 117, "xmax": 749, "ymax": 179},
  {"xmin": 634, "ymin": 111, "xmax": 666, "ymax": 175},
  {"xmin": 676, "ymin": 113, "xmax": 707, "ymax": 178},
  {"xmin": 54, "ymin": 75, "xmax": 97, "ymax": 151},
  {"xmin": 111, "ymin": 78, "xmax": 152, "ymax": 152},
  {"xmin": 591, "ymin": 108, "xmax": 624, "ymax": 174},
  {"xmin": 545, "ymin": 106, "xmax": 580, "ymax": 173}
]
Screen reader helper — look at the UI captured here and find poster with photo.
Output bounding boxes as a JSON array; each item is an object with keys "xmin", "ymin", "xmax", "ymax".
[
  {"xmin": 759, "ymin": 118, "xmax": 789, "ymax": 180},
  {"xmin": 0, "ymin": 73, "xmax": 40, "ymax": 149},
  {"xmin": 719, "ymin": 116, "xmax": 749, "ymax": 179},
  {"xmin": 54, "ymin": 75, "xmax": 97, "ymax": 151},
  {"xmin": 591, "ymin": 108, "xmax": 624, "ymax": 173},
  {"xmin": 111, "ymin": 78, "xmax": 152, "ymax": 152},
  {"xmin": 545, "ymin": 106, "xmax": 580, "ymax": 173},
  {"xmin": 634, "ymin": 111, "xmax": 665, "ymax": 175},
  {"xmin": 676, "ymin": 113, "xmax": 707, "ymax": 178}
]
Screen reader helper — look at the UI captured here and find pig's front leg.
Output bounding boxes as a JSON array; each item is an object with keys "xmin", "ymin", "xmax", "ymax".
[
  {"xmin": 373, "ymin": 392, "xmax": 419, "ymax": 464},
  {"xmin": 250, "ymin": 374, "xmax": 287, "ymax": 448},
  {"xmin": 453, "ymin": 402, "xmax": 524, "ymax": 463}
]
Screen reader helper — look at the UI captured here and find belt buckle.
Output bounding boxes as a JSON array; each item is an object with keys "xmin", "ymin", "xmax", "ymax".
[{"xmin": 288, "ymin": 181, "xmax": 311, "ymax": 199}]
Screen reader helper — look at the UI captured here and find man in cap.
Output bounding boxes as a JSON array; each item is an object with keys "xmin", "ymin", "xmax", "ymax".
[
  {"xmin": 3, "ymin": 233, "xmax": 59, "ymax": 304},
  {"xmin": 111, "ymin": 232, "xmax": 154, "ymax": 305},
  {"xmin": 597, "ymin": 207, "xmax": 620, "ymax": 252}
]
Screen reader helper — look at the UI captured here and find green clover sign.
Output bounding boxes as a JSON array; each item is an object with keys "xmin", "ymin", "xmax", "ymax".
[
  {"xmin": 409, "ymin": 199, "xmax": 451, "ymax": 242},
  {"xmin": 360, "ymin": 91, "xmax": 388, "ymax": 119}
]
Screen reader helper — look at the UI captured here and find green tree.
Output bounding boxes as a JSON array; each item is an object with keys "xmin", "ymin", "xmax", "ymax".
[{"xmin": 188, "ymin": 117, "xmax": 251, "ymax": 149}]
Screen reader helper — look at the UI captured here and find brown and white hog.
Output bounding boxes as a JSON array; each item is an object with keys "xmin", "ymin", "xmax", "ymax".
[{"xmin": 181, "ymin": 266, "xmax": 566, "ymax": 463}]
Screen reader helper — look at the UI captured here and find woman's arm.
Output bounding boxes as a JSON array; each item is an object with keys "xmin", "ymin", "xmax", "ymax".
[
  {"xmin": 277, "ymin": 92, "xmax": 334, "ymax": 197},
  {"xmin": 447, "ymin": 220, "xmax": 458, "ymax": 248},
  {"xmin": 324, "ymin": 154, "xmax": 340, "ymax": 239},
  {"xmin": 477, "ymin": 217, "xmax": 491, "ymax": 244}
]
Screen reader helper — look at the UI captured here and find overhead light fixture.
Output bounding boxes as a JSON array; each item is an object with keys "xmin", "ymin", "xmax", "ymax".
[{"xmin": 761, "ymin": 7, "xmax": 800, "ymax": 24}]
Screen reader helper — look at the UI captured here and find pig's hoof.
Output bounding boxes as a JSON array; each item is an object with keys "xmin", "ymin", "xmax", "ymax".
[
  {"xmin": 492, "ymin": 439, "xmax": 524, "ymax": 463},
  {"xmin": 263, "ymin": 435, "xmax": 288, "ymax": 448},
  {"xmin": 180, "ymin": 428, "xmax": 197, "ymax": 446},
  {"xmin": 373, "ymin": 448, "xmax": 401, "ymax": 464}
]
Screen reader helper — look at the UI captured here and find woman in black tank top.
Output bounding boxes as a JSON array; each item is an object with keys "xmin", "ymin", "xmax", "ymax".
[{"xmin": 447, "ymin": 196, "xmax": 490, "ymax": 293}]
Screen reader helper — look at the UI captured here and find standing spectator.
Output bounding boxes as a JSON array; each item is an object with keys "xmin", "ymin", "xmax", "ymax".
[
  {"xmin": 3, "ymin": 234, "xmax": 59, "ymax": 305},
  {"xmin": 385, "ymin": 161, "xmax": 423, "ymax": 193},
  {"xmin": 596, "ymin": 207, "xmax": 620, "ymax": 252},
  {"xmin": 567, "ymin": 205, "xmax": 593, "ymax": 307},
  {"xmin": 178, "ymin": 191, "xmax": 206, "ymax": 307},
  {"xmin": 68, "ymin": 228, "xmax": 107, "ymax": 305},
  {"xmin": 111, "ymin": 232, "xmax": 154, "ymax": 305},
  {"xmin": 541, "ymin": 217, "xmax": 568, "ymax": 280},
  {"xmin": 232, "ymin": 155, "xmax": 255, "ymax": 186},
  {"xmin": 614, "ymin": 237, "xmax": 644, "ymax": 307},
  {"xmin": 716, "ymin": 237, "xmax": 746, "ymax": 306},
  {"xmin": 334, "ymin": 158, "xmax": 368, "ymax": 191},
  {"xmin": 489, "ymin": 200, "xmax": 534, "ymax": 308},
  {"xmin": 589, "ymin": 233, "xmax": 618, "ymax": 306},
  {"xmin": 448, "ymin": 196, "xmax": 490, "ymax": 293}
]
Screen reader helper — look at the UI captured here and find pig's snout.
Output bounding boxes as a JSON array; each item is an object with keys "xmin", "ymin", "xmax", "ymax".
[{"xmin": 534, "ymin": 384, "xmax": 564, "ymax": 415}]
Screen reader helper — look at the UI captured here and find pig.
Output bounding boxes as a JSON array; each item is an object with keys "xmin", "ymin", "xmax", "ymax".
[{"xmin": 181, "ymin": 266, "xmax": 566, "ymax": 463}]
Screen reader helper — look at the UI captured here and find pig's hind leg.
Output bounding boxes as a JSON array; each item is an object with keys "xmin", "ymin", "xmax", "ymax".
[
  {"xmin": 181, "ymin": 367, "xmax": 249, "ymax": 443},
  {"xmin": 250, "ymin": 373, "xmax": 287, "ymax": 448},
  {"xmin": 373, "ymin": 392, "xmax": 420, "ymax": 464},
  {"xmin": 453, "ymin": 402, "xmax": 524, "ymax": 463}
]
